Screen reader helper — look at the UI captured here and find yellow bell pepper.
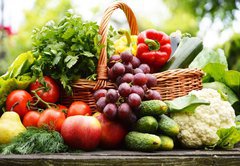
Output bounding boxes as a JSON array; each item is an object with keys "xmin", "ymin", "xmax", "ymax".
[
  {"xmin": 0, "ymin": 112, "xmax": 26, "ymax": 144},
  {"xmin": 114, "ymin": 29, "xmax": 137, "ymax": 56}
]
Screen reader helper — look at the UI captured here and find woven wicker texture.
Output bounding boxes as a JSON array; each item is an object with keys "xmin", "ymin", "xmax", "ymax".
[
  {"xmin": 60, "ymin": 1, "xmax": 204, "ymax": 110},
  {"xmin": 153, "ymin": 68, "xmax": 204, "ymax": 100}
]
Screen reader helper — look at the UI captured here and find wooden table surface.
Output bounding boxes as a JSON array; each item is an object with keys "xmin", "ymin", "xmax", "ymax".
[{"xmin": 1, "ymin": 148, "xmax": 240, "ymax": 166}]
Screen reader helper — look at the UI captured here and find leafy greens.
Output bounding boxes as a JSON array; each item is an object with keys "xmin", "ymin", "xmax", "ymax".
[
  {"xmin": 31, "ymin": 10, "xmax": 106, "ymax": 93},
  {"xmin": 0, "ymin": 127, "xmax": 68, "ymax": 154}
]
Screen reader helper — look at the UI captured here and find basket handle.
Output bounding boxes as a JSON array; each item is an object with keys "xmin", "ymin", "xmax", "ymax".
[{"xmin": 94, "ymin": 1, "xmax": 139, "ymax": 90}]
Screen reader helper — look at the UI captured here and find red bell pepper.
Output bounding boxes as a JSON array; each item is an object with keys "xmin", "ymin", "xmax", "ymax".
[{"xmin": 136, "ymin": 29, "xmax": 171, "ymax": 72}]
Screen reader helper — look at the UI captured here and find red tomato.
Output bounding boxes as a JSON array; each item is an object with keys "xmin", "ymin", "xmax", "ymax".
[
  {"xmin": 29, "ymin": 76, "xmax": 60, "ymax": 104},
  {"xmin": 6, "ymin": 90, "xmax": 32, "ymax": 118},
  {"xmin": 37, "ymin": 108, "xmax": 65, "ymax": 132},
  {"xmin": 67, "ymin": 101, "xmax": 92, "ymax": 117},
  {"xmin": 56, "ymin": 104, "xmax": 68, "ymax": 114},
  {"xmin": 23, "ymin": 111, "xmax": 41, "ymax": 127}
]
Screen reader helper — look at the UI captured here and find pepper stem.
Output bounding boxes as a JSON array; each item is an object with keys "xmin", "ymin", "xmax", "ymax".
[
  {"xmin": 145, "ymin": 39, "xmax": 160, "ymax": 51},
  {"xmin": 118, "ymin": 28, "xmax": 131, "ymax": 47}
]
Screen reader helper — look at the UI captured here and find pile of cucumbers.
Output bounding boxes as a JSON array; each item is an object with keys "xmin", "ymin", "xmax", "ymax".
[{"xmin": 125, "ymin": 100, "xmax": 180, "ymax": 152}]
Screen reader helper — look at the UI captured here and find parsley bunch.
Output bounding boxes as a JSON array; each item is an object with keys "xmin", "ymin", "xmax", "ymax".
[{"xmin": 31, "ymin": 10, "xmax": 104, "ymax": 93}]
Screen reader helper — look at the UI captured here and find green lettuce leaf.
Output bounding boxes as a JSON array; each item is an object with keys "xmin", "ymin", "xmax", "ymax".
[
  {"xmin": 217, "ymin": 126, "xmax": 240, "ymax": 149},
  {"xmin": 1, "ymin": 51, "xmax": 35, "ymax": 79},
  {"xmin": 0, "ymin": 75, "xmax": 35, "ymax": 110},
  {"xmin": 203, "ymin": 82, "xmax": 239, "ymax": 105},
  {"xmin": 165, "ymin": 94, "xmax": 210, "ymax": 113},
  {"xmin": 189, "ymin": 48, "xmax": 228, "ymax": 69},
  {"xmin": 202, "ymin": 63, "xmax": 240, "ymax": 98}
]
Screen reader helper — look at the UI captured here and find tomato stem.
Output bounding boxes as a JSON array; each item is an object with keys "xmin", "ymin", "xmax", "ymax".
[{"xmin": 31, "ymin": 89, "xmax": 57, "ymax": 109}]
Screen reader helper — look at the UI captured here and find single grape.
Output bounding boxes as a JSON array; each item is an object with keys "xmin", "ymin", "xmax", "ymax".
[
  {"xmin": 118, "ymin": 83, "xmax": 131, "ymax": 97},
  {"xmin": 108, "ymin": 68, "xmax": 116, "ymax": 81},
  {"xmin": 106, "ymin": 89, "xmax": 119, "ymax": 103},
  {"xmin": 96, "ymin": 97, "xmax": 107, "ymax": 112},
  {"xmin": 133, "ymin": 68, "xmax": 144, "ymax": 74},
  {"xmin": 112, "ymin": 62, "xmax": 125, "ymax": 75},
  {"xmin": 117, "ymin": 103, "xmax": 132, "ymax": 120},
  {"xmin": 131, "ymin": 85, "xmax": 144, "ymax": 99},
  {"xmin": 145, "ymin": 90, "xmax": 162, "ymax": 100},
  {"xmin": 124, "ymin": 62, "xmax": 133, "ymax": 73},
  {"xmin": 151, "ymin": 90, "xmax": 162, "ymax": 100},
  {"xmin": 103, "ymin": 103, "xmax": 117, "ymax": 120},
  {"xmin": 94, "ymin": 89, "xmax": 107, "ymax": 101},
  {"xmin": 108, "ymin": 55, "xmax": 121, "ymax": 67},
  {"xmin": 120, "ymin": 51, "xmax": 133, "ymax": 63},
  {"xmin": 131, "ymin": 56, "xmax": 141, "ymax": 68},
  {"xmin": 146, "ymin": 74, "xmax": 157, "ymax": 88},
  {"xmin": 121, "ymin": 73, "xmax": 134, "ymax": 83},
  {"xmin": 139, "ymin": 64, "xmax": 150, "ymax": 74},
  {"xmin": 116, "ymin": 76, "xmax": 122, "ymax": 86},
  {"xmin": 133, "ymin": 73, "xmax": 147, "ymax": 86},
  {"xmin": 128, "ymin": 93, "xmax": 142, "ymax": 108}
]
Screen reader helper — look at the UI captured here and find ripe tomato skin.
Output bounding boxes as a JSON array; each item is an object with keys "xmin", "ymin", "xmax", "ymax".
[
  {"xmin": 29, "ymin": 76, "xmax": 60, "ymax": 104},
  {"xmin": 23, "ymin": 111, "xmax": 41, "ymax": 127},
  {"xmin": 37, "ymin": 108, "xmax": 65, "ymax": 132},
  {"xmin": 67, "ymin": 101, "xmax": 92, "ymax": 117},
  {"xmin": 6, "ymin": 90, "xmax": 32, "ymax": 118},
  {"xmin": 56, "ymin": 105, "xmax": 68, "ymax": 114}
]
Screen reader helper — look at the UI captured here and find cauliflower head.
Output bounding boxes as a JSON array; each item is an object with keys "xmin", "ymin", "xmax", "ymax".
[{"xmin": 172, "ymin": 88, "xmax": 236, "ymax": 148}]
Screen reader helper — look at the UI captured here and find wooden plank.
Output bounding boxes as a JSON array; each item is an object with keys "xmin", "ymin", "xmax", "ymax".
[{"xmin": 1, "ymin": 149, "xmax": 240, "ymax": 166}]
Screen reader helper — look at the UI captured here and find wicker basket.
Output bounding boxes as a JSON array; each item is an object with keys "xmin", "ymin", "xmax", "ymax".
[{"xmin": 60, "ymin": 2, "xmax": 204, "ymax": 110}]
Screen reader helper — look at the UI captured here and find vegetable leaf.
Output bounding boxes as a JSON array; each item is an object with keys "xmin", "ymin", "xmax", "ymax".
[
  {"xmin": 0, "ymin": 127, "xmax": 68, "ymax": 154},
  {"xmin": 1, "ymin": 52, "xmax": 35, "ymax": 79},
  {"xmin": 189, "ymin": 48, "xmax": 228, "ymax": 69},
  {"xmin": 216, "ymin": 126, "xmax": 240, "ymax": 149},
  {"xmin": 165, "ymin": 94, "xmax": 210, "ymax": 113},
  {"xmin": 31, "ymin": 11, "xmax": 112, "ymax": 93}
]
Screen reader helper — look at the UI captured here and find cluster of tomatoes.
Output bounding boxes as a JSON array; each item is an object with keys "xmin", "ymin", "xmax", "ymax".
[{"xmin": 5, "ymin": 76, "xmax": 92, "ymax": 132}]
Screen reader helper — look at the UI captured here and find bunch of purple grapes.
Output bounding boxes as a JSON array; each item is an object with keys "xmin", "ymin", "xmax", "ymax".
[{"xmin": 94, "ymin": 51, "xmax": 161, "ymax": 125}]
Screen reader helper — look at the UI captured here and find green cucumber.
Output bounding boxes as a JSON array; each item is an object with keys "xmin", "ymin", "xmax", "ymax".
[
  {"xmin": 134, "ymin": 116, "xmax": 158, "ymax": 134},
  {"xmin": 162, "ymin": 37, "xmax": 203, "ymax": 70},
  {"xmin": 139, "ymin": 100, "xmax": 168, "ymax": 117},
  {"xmin": 125, "ymin": 131, "xmax": 161, "ymax": 152},
  {"xmin": 158, "ymin": 135, "xmax": 174, "ymax": 150},
  {"xmin": 158, "ymin": 114, "xmax": 179, "ymax": 137}
]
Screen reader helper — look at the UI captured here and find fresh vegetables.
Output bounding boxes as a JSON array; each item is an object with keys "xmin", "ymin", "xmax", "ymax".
[
  {"xmin": 67, "ymin": 101, "xmax": 92, "ymax": 117},
  {"xmin": 1, "ymin": 51, "xmax": 35, "ymax": 79},
  {"xmin": 0, "ymin": 127, "xmax": 67, "ymax": 154},
  {"xmin": 37, "ymin": 108, "xmax": 66, "ymax": 132},
  {"xmin": 158, "ymin": 114, "xmax": 179, "ymax": 137},
  {"xmin": 171, "ymin": 88, "xmax": 238, "ymax": 149},
  {"xmin": 136, "ymin": 29, "xmax": 172, "ymax": 72},
  {"xmin": 0, "ymin": 52, "xmax": 36, "ymax": 111},
  {"xmin": 31, "ymin": 10, "xmax": 104, "ymax": 93},
  {"xmin": 125, "ymin": 131, "xmax": 161, "ymax": 152},
  {"xmin": 29, "ymin": 76, "xmax": 60, "ymax": 104},
  {"xmin": 22, "ymin": 111, "xmax": 41, "ymax": 127},
  {"xmin": 189, "ymin": 48, "xmax": 240, "ymax": 114},
  {"xmin": 114, "ymin": 29, "xmax": 138, "ymax": 56},
  {"xmin": 162, "ymin": 36, "xmax": 203, "ymax": 70},
  {"xmin": 139, "ymin": 100, "xmax": 168, "ymax": 117},
  {"xmin": 0, "ymin": 112, "xmax": 26, "ymax": 144},
  {"xmin": 5, "ymin": 90, "xmax": 33, "ymax": 118}
]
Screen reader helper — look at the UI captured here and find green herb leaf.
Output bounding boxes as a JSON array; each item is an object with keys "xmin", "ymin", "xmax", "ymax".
[
  {"xmin": 0, "ymin": 127, "xmax": 68, "ymax": 154},
  {"xmin": 165, "ymin": 94, "xmax": 210, "ymax": 113},
  {"xmin": 31, "ymin": 11, "xmax": 110, "ymax": 93}
]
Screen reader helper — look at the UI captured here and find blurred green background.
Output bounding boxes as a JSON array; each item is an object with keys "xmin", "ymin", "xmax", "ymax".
[{"xmin": 0, "ymin": 0, "xmax": 240, "ymax": 75}]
